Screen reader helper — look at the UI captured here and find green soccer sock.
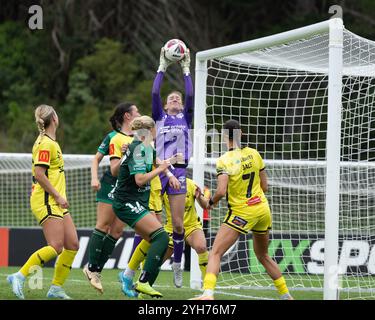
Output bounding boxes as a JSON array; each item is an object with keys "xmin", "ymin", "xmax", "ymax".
[
  {"xmin": 140, "ymin": 228, "xmax": 169, "ymax": 285},
  {"xmin": 88, "ymin": 228, "xmax": 107, "ymax": 272},
  {"xmin": 98, "ymin": 234, "xmax": 118, "ymax": 272}
]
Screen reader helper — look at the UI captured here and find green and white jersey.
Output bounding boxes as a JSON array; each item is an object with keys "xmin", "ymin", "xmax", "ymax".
[
  {"xmin": 98, "ymin": 130, "xmax": 118, "ymax": 185},
  {"xmin": 113, "ymin": 140, "xmax": 155, "ymax": 208}
]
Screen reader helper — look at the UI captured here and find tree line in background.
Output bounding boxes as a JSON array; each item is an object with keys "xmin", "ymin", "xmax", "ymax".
[{"xmin": 1, "ymin": 0, "xmax": 375, "ymax": 154}]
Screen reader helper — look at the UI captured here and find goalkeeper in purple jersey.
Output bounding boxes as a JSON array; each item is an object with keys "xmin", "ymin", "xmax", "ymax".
[{"xmin": 152, "ymin": 47, "xmax": 193, "ymax": 287}]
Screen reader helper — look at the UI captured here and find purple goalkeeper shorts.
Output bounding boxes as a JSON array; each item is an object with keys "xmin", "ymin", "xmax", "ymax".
[{"xmin": 160, "ymin": 167, "xmax": 187, "ymax": 195}]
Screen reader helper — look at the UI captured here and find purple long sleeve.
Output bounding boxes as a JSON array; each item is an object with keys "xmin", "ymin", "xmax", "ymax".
[
  {"xmin": 152, "ymin": 71, "xmax": 165, "ymax": 121},
  {"xmin": 183, "ymin": 74, "xmax": 194, "ymax": 128},
  {"xmin": 154, "ymin": 72, "xmax": 194, "ymax": 165}
]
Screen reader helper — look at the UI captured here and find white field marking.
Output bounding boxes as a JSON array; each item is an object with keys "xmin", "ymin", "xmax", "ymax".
[{"xmin": 0, "ymin": 272, "xmax": 274, "ymax": 300}]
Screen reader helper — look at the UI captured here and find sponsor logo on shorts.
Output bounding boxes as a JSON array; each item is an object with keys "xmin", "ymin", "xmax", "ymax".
[
  {"xmin": 232, "ymin": 216, "xmax": 248, "ymax": 227},
  {"xmin": 178, "ymin": 176, "xmax": 186, "ymax": 183},
  {"xmin": 125, "ymin": 201, "xmax": 145, "ymax": 214}
]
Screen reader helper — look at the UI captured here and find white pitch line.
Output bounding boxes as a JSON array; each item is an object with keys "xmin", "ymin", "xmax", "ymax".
[{"xmin": 0, "ymin": 272, "xmax": 274, "ymax": 300}]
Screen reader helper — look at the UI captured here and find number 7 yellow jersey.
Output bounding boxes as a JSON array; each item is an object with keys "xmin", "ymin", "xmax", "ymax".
[{"xmin": 216, "ymin": 147, "xmax": 267, "ymax": 211}]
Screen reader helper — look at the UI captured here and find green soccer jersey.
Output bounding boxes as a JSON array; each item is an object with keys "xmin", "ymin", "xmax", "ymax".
[
  {"xmin": 113, "ymin": 139, "xmax": 155, "ymax": 208},
  {"xmin": 98, "ymin": 130, "xmax": 118, "ymax": 185}
]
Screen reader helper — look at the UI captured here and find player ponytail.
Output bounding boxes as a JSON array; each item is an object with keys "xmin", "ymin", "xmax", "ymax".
[
  {"xmin": 223, "ymin": 119, "xmax": 241, "ymax": 146},
  {"xmin": 109, "ymin": 102, "xmax": 135, "ymax": 131},
  {"xmin": 35, "ymin": 104, "xmax": 56, "ymax": 136}
]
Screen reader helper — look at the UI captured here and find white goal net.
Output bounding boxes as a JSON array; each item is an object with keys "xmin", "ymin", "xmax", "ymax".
[
  {"xmin": 193, "ymin": 19, "xmax": 375, "ymax": 299},
  {"xmin": 0, "ymin": 153, "xmax": 109, "ymax": 228}
]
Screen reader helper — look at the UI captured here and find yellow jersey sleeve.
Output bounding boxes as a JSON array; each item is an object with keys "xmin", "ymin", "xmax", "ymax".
[
  {"xmin": 216, "ymin": 157, "xmax": 228, "ymax": 176},
  {"xmin": 33, "ymin": 138, "xmax": 55, "ymax": 168},
  {"xmin": 109, "ymin": 133, "xmax": 134, "ymax": 160}
]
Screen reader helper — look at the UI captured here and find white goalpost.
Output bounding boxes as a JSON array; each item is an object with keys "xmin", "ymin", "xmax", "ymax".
[{"xmin": 191, "ymin": 18, "xmax": 375, "ymax": 300}]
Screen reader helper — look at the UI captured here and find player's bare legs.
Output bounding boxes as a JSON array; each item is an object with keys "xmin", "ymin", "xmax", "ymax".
[
  {"xmin": 169, "ymin": 193, "xmax": 185, "ymax": 287},
  {"xmin": 252, "ymin": 231, "xmax": 282, "ymax": 280},
  {"xmin": 134, "ymin": 214, "xmax": 163, "ymax": 242},
  {"xmin": 95, "ymin": 202, "xmax": 116, "ymax": 234},
  {"xmin": 252, "ymin": 231, "xmax": 293, "ymax": 300},
  {"xmin": 192, "ymin": 224, "xmax": 239, "ymax": 300},
  {"xmin": 186, "ymin": 229, "xmax": 207, "ymax": 254},
  {"xmin": 47, "ymin": 214, "xmax": 78, "ymax": 299},
  {"xmin": 43, "ymin": 218, "xmax": 65, "ymax": 254},
  {"xmin": 206, "ymin": 224, "xmax": 239, "ymax": 276},
  {"xmin": 62, "ymin": 214, "xmax": 79, "ymax": 251},
  {"xmin": 186, "ymin": 229, "xmax": 208, "ymax": 283}
]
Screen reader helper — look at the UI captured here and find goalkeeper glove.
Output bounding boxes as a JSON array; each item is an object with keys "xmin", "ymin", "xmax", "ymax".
[
  {"xmin": 157, "ymin": 47, "xmax": 173, "ymax": 73},
  {"xmin": 179, "ymin": 48, "xmax": 191, "ymax": 75}
]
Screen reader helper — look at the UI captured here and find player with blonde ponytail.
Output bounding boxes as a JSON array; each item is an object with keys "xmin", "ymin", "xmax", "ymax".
[
  {"xmin": 7, "ymin": 105, "xmax": 79, "ymax": 300},
  {"xmin": 114, "ymin": 116, "xmax": 179, "ymax": 298}
]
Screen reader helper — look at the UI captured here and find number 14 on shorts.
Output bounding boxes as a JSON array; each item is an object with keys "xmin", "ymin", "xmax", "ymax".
[{"xmin": 126, "ymin": 202, "xmax": 145, "ymax": 214}]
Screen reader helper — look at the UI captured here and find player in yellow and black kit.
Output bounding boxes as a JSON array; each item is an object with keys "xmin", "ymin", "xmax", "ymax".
[
  {"xmin": 7, "ymin": 105, "xmax": 79, "ymax": 300},
  {"xmin": 192, "ymin": 119, "xmax": 293, "ymax": 300}
]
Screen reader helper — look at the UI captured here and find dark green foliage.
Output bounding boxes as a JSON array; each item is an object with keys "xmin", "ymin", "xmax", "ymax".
[{"xmin": 1, "ymin": 1, "xmax": 375, "ymax": 154}]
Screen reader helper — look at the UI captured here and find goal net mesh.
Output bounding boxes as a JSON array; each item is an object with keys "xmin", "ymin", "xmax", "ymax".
[
  {"xmin": 203, "ymin": 27, "xmax": 375, "ymax": 299},
  {"xmin": 0, "ymin": 154, "xmax": 109, "ymax": 228}
]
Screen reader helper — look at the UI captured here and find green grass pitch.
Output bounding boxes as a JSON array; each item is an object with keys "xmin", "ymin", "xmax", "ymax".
[{"xmin": 0, "ymin": 267, "xmax": 325, "ymax": 300}]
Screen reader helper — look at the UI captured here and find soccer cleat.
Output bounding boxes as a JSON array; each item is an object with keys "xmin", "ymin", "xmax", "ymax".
[
  {"xmin": 83, "ymin": 265, "xmax": 103, "ymax": 293},
  {"xmin": 134, "ymin": 281, "xmax": 163, "ymax": 298},
  {"xmin": 7, "ymin": 273, "xmax": 25, "ymax": 299},
  {"xmin": 118, "ymin": 271, "xmax": 138, "ymax": 298},
  {"xmin": 47, "ymin": 286, "xmax": 72, "ymax": 299},
  {"xmin": 189, "ymin": 294, "xmax": 214, "ymax": 300},
  {"xmin": 172, "ymin": 262, "xmax": 183, "ymax": 288}
]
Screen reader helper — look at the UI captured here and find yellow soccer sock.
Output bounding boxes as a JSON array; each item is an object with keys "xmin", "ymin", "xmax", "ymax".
[
  {"xmin": 52, "ymin": 249, "xmax": 77, "ymax": 286},
  {"xmin": 203, "ymin": 272, "xmax": 217, "ymax": 291},
  {"xmin": 274, "ymin": 276, "xmax": 289, "ymax": 295},
  {"xmin": 198, "ymin": 251, "xmax": 209, "ymax": 280},
  {"xmin": 129, "ymin": 239, "xmax": 150, "ymax": 271},
  {"xmin": 19, "ymin": 246, "xmax": 58, "ymax": 277}
]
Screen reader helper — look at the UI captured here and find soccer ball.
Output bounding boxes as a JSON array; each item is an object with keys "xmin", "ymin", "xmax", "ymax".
[{"xmin": 163, "ymin": 39, "xmax": 187, "ymax": 62}]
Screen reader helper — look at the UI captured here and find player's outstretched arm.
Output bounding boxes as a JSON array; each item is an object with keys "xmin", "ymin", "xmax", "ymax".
[
  {"xmin": 180, "ymin": 49, "xmax": 194, "ymax": 125},
  {"xmin": 152, "ymin": 48, "xmax": 172, "ymax": 121}
]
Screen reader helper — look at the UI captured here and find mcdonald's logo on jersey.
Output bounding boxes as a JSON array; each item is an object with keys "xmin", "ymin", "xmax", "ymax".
[
  {"xmin": 38, "ymin": 150, "xmax": 50, "ymax": 163},
  {"xmin": 109, "ymin": 144, "xmax": 114, "ymax": 155}
]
